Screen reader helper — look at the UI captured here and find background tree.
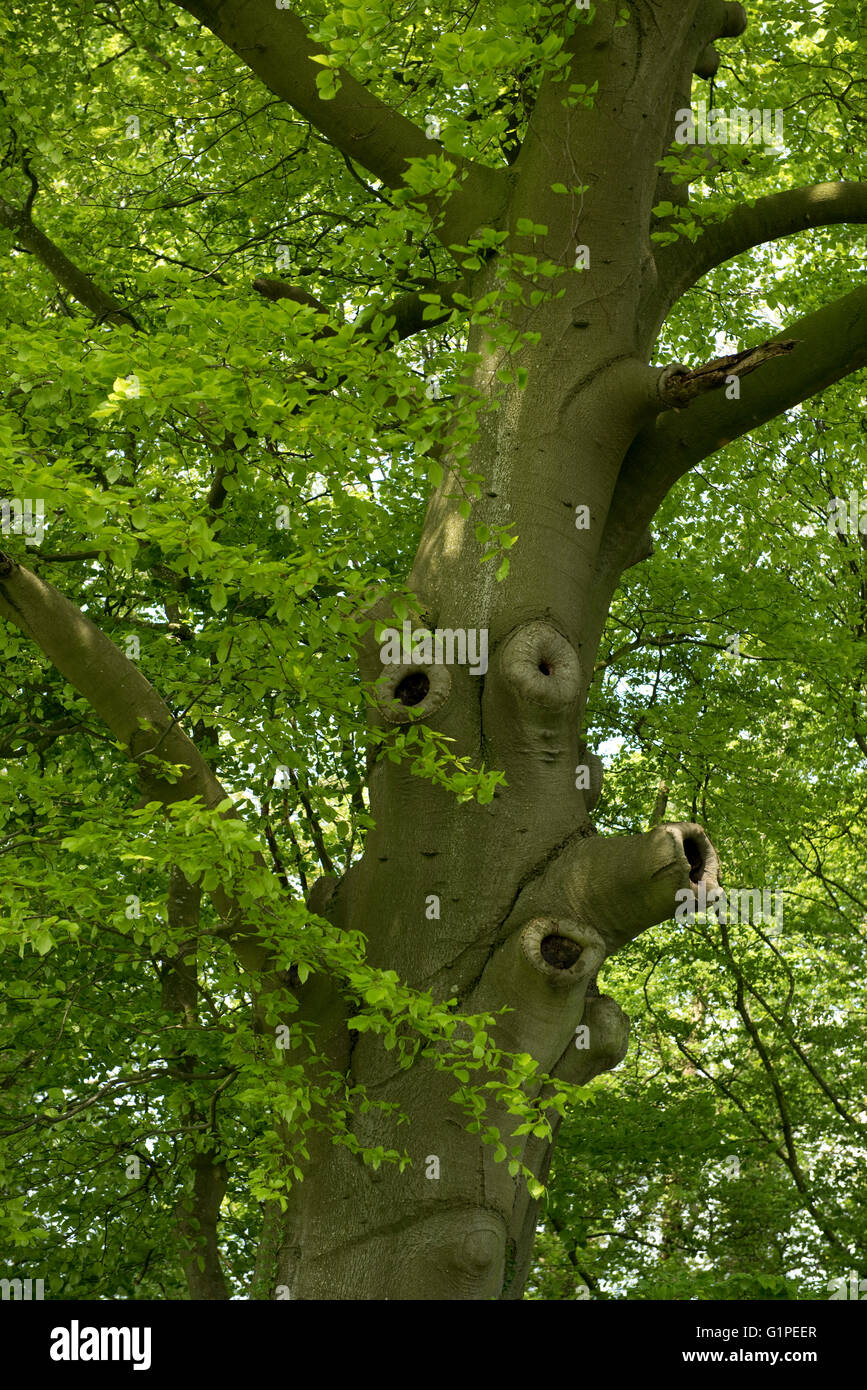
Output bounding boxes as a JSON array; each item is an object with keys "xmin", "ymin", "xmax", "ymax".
[{"xmin": 0, "ymin": 0, "xmax": 865, "ymax": 1300}]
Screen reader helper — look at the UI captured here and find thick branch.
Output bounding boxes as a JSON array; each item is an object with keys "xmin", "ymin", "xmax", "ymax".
[
  {"xmin": 600, "ymin": 286, "xmax": 867, "ymax": 595},
  {"xmin": 462, "ymin": 826, "xmax": 717, "ymax": 1110},
  {"xmin": 0, "ymin": 552, "xmax": 221, "ymax": 801},
  {"xmin": 176, "ymin": 1145, "xmax": 231, "ymax": 1297},
  {"xmin": 173, "ymin": 0, "xmax": 427, "ymax": 188},
  {"xmin": 351, "ymin": 282, "xmax": 459, "ymax": 342},
  {"xmin": 0, "ymin": 551, "xmax": 272, "ymax": 971},
  {"xmin": 171, "ymin": 0, "xmax": 503, "ymax": 246},
  {"xmin": 648, "ymin": 1, "xmax": 746, "ymax": 216},
  {"xmin": 253, "ymin": 276, "xmax": 458, "ymax": 344},
  {"xmin": 515, "ymin": 822, "xmax": 720, "ymax": 958},
  {"xmin": 657, "ymin": 182, "xmax": 867, "ymax": 311},
  {"xmin": 252, "ymin": 277, "xmax": 334, "ymax": 315},
  {"xmin": 0, "ymin": 196, "xmax": 139, "ymax": 328}
]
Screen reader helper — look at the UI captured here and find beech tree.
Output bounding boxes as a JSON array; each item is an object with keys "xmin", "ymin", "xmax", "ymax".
[{"xmin": 0, "ymin": 0, "xmax": 865, "ymax": 1301}]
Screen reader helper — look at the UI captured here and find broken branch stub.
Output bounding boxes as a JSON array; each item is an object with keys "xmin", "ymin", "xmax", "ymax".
[
  {"xmin": 657, "ymin": 341, "xmax": 799, "ymax": 409},
  {"xmin": 499, "ymin": 621, "xmax": 581, "ymax": 710},
  {"xmin": 467, "ymin": 917, "xmax": 606, "ymax": 1068},
  {"xmin": 516, "ymin": 822, "xmax": 720, "ymax": 958},
  {"xmin": 371, "ymin": 661, "xmax": 452, "ymax": 724},
  {"xmin": 553, "ymin": 992, "xmax": 631, "ymax": 1085}
]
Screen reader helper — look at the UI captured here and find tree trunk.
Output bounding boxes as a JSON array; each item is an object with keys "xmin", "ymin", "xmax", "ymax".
[
  {"xmin": 247, "ymin": 7, "xmax": 743, "ymax": 1297},
  {"xmin": 258, "ymin": 87, "xmax": 727, "ymax": 1291}
]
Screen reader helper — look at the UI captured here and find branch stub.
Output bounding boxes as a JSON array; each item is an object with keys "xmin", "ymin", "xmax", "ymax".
[
  {"xmin": 372, "ymin": 661, "xmax": 452, "ymax": 723},
  {"xmin": 499, "ymin": 622, "xmax": 580, "ymax": 710},
  {"xmin": 520, "ymin": 918, "xmax": 605, "ymax": 987}
]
